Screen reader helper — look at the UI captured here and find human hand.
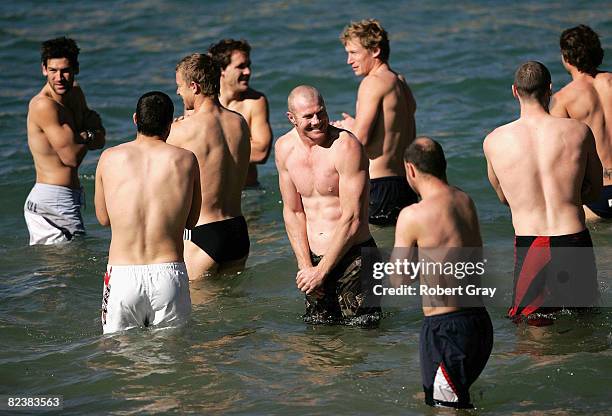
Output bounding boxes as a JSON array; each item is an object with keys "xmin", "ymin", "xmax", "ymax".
[{"xmin": 296, "ymin": 266, "xmax": 326, "ymax": 295}]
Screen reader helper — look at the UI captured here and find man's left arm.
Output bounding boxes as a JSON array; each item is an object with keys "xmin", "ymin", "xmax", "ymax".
[
  {"xmin": 249, "ymin": 95, "xmax": 273, "ymax": 164},
  {"xmin": 296, "ymin": 134, "xmax": 369, "ymax": 294},
  {"xmin": 76, "ymin": 86, "xmax": 106, "ymax": 150},
  {"xmin": 337, "ymin": 77, "xmax": 383, "ymax": 147}
]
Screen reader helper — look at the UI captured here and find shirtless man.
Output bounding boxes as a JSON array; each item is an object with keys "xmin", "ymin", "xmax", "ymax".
[
  {"xmin": 95, "ymin": 91, "xmax": 200, "ymax": 334},
  {"xmin": 25, "ymin": 37, "xmax": 105, "ymax": 245},
  {"xmin": 484, "ymin": 61, "xmax": 602, "ymax": 323},
  {"xmin": 276, "ymin": 85, "xmax": 379, "ymax": 324},
  {"xmin": 394, "ymin": 137, "xmax": 492, "ymax": 408},
  {"xmin": 209, "ymin": 39, "xmax": 273, "ymax": 188},
  {"xmin": 335, "ymin": 19, "xmax": 418, "ymax": 226},
  {"xmin": 551, "ymin": 25, "xmax": 612, "ymax": 220},
  {"xmin": 168, "ymin": 53, "xmax": 251, "ymax": 279}
]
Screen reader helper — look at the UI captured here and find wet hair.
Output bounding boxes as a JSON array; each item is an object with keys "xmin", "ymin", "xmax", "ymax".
[
  {"xmin": 208, "ymin": 39, "xmax": 251, "ymax": 70},
  {"xmin": 340, "ymin": 19, "xmax": 390, "ymax": 62},
  {"xmin": 404, "ymin": 138, "xmax": 447, "ymax": 179},
  {"xmin": 40, "ymin": 37, "xmax": 80, "ymax": 73},
  {"xmin": 135, "ymin": 91, "xmax": 174, "ymax": 137},
  {"xmin": 560, "ymin": 25, "xmax": 603, "ymax": 74},
  {"xmin": 176, "ymin": 53, "xmax": 219, "ymax": 97},
  {"xmin": 514, "ymin": 61, "xmax": 551, "ymax": 101}
]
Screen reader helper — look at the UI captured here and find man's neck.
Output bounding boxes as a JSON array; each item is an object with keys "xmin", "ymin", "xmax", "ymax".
[
  {"xmin": 219, "ymin": 83, "xmax": 242, "ymax": 107},
  {"xmin": 44, "ymin": 83, "xmax": 71, "ymax": 105},
  {"xmin": 367, "ymin": 60, "xmax": 389, "ymax": 77},
  {"xmin": 569, "ymin": 65, "xmax": 597, "ymax": 81},
  {"xmin": 136, "ymin": 133, "xmax": 164, "ymax": 143},
  {"xmin": 519, "ymin": 100, "xmax": 549, "ymax": 118},
  {"xmin": 193, "ymin": 94, "xmax": 220, "ymax": 113},
  {"xmin": 415, "ymin": 176, "xmax": 448, "ymax": 199}
]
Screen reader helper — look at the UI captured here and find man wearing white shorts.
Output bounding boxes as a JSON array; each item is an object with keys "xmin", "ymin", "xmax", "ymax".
[
  {"xmin": 25, "ymin": 37, "xmax": 105, "ymax": 245},
  {"xmin": 95, "ymin": 91, "xmax": 201, "ymax": 334}
]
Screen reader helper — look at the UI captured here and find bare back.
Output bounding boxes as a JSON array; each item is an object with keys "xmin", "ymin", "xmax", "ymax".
[
  {"xmin": 552, "ymin": 72, "xmax": 612, "ymax": 185},
  {"xmin": 359, "ymin": 69, "xmax": 416, "ymax": 178},
  {"xmin": 169, "ymin": 104, "xmax": 250, "ymax": 223},
  {"xmin": 96, "ymin": 140, "xmax": 198, "ymax": 264},
  {"xmin": 396, "ymin": 184, "xmax": 482, "ymax": 316},
  {"xmin": 485, "ymin": 115, "xmax": 592, "ymax": 235}
]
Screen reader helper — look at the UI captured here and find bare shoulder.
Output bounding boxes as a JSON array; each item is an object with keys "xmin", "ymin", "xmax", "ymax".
[
  {"xmin": 333, "ymin": 127, "xmax": 363, "ymax": 152},
  {"xmin": 275, "ymin": 128, "xmax": 296, "ymax": 155},
  {"xmin": 483, "ymin": 122, "xmax": 513, "ymax": 149},
  {"xmin": 242, "ymin": 87, "xmax": 268, "ymax": 103},
  {"xmin": 359, "ymin": 72, "xmax": 390, "ymax": 95},
  {"xmin": 594, "ymin": 71, "xmax": 612, "ymax": 89},
  {"xmin": 29, "ymin": 94, "xmax": 59, "ymax": 116},
  {"xmin": 397, "ymin": 202, "xmax": 424, "ymax": 232}
]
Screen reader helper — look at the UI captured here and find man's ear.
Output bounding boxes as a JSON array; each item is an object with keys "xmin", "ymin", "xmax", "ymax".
[
  {"xmin": 133, "ymin": 113, "xmax": 137, "ymax": 126},
  {"xmin": 371, "ymin": 47, "xmax": 381, "ymax": 59},
  {"xmin": 287, "ymin": 111, "xmax": 296, "ymax": 125},
  {"xmin": 190, "ymin": 81, "xmax": 199, "ymax": 95},
  {"xmin": 41, "ymin": 63, "xmax": 48, "ymax": 76},
  {"xmin": 511, "ymin": 84, "xmax": 518, "ymax": 99}
]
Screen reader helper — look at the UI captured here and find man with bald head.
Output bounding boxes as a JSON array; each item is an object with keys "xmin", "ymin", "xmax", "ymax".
[
  {"xmin": 394, "ymin": 137, "xmax": 492, "ymax": 409},
  {"xmin": 276, "ymin": 85, "xmax": 380, "ymax": 324},
  {"xmin": 550, "ymin": 25, "xmax": 612, "ymax": 220},
  {"xmin": 484, "ymin": 61, "xmax": 601, "ymax": 324}
]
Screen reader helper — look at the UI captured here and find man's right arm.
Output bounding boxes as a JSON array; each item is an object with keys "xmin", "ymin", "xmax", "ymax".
[
  {"xmin": 389, "ymin": 206, "xmax": 418, "ymax": 287},
  {"xmin": 483, "ymin": 135, "xmax": 508, "ymax": 205},
  {"xmin": 275, "ymin": 138, "xmax": 312, "ymax": 270},
  {"xmin": 338, "ymin": 76, "xmax": 384, "ymax": 147},
  {"xmin": 581, "ymin": 126, "xmax": 603, "ymax": 204},
  {"xmin": 94, "ymin": 151, "xmax": 110, "ymax": 226},
  {"xmin": 31, "ymin": 99, "xmax": 87, "ymax": 168}
]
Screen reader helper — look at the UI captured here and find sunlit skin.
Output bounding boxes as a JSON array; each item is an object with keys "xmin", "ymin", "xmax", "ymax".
[
  {"xmin": 344, "ymin": 39, "xmax": 379, "ymax": 77},
  {"xmin": 221, "ymin": 51, "xmax": 251, "ymax": 93},
  {"xmin": 42, "ymin": 58, "xmax": 75, "ymax": 98}
]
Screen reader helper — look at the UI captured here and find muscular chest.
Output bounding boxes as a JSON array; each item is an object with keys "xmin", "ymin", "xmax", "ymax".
[{"xmin": 288, "ymin": 148, "xmax": 339, "ymax": 197}]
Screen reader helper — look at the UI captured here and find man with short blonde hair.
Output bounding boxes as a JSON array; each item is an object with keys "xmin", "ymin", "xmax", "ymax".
[{"xmin": 336, "ymin": 19, "xmax": 418, "ymax": 226}]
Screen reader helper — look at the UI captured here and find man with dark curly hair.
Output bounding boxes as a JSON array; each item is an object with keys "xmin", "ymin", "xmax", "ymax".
[
  {"xmin": 551, "ymin": 25, "xmax": 612, "ymax": 220},
  {"xmin": 335, "ymin": 19, "xmax": 418, "ymax": 226},
  {"xmin": 208, "ymin": 39, "xmax": 273, "ymax": 188},
  {"xmin": 25, "ymin": 37, "xmax": 105, "ymax": 245}
]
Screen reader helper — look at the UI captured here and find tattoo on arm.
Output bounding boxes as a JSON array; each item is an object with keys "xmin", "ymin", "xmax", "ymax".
[{"xmin": 604, "ymin": 167, "xmax": 612, "ymax": 180}]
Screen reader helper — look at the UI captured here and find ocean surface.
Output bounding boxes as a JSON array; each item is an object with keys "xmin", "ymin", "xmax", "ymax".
[{"xmin": 1, "ymin": 1, "xmax": 611, "ymax": 414}]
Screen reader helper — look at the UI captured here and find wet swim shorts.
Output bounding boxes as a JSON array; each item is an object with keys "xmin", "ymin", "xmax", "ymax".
[
  {"xmin": 369, "ymin": 176, "xmax": 418, "ymax": 226},
  {"xmin": 183, "ymin": 216, "xmax": 250, "ymax": 263},
  {"xmin": 586, "ymin": 185, "xmax": 612, "ymax": 219},
  {"xmin": 305, "ymin": 238, "xmax": 381, "ymax": 324},
  {"xmin": 420, "ymin": 308, "xmax": 493, "ymax": 408},
  {"xmin": 23, "ymin": 183, "xmax": 85, "ymax": 245},
  {"xmin": 101, "ymin": 262, "xmax": 191, "ymax": 334},
  {"xmin": 509, "ymin": 229, "xmax": 599, "ymax": 323}
]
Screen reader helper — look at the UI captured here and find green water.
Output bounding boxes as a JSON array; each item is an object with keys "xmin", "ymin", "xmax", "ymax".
[{"xmin": 1, "ymin": 1, "xmax": 611, "ymax": 414}]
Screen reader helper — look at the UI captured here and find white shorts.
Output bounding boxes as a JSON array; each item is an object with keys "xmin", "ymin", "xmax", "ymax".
[
  {"xmin": 101, "ymin": 262, "xmax": 191, "ymax": 334},
  {"xmin": 24, "ymin": 183, "xmax": 85, "ymax": 245}
]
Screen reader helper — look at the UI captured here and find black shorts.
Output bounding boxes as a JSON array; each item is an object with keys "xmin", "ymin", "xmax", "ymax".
[
  {"xmin": 420, "ymin": 308, "xmax": 493, "ymax": 408},
  {"xmin": 509, "ymin": 229, "xmax": 598, "ymax": 324},
  {"xmin": 586, "ymin": 185, "xmax": 612, "ymax": 219},
  {"xmin": 184, "ymin": 216, "xmax": 250, "ymax": 264},
  {"xmin": 305, "ymin": 238, "xmax": 381, "ymax": 325},
  {"xmin": 369, "ymin": 176, "xmax": 418, "ymax": 226}
]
